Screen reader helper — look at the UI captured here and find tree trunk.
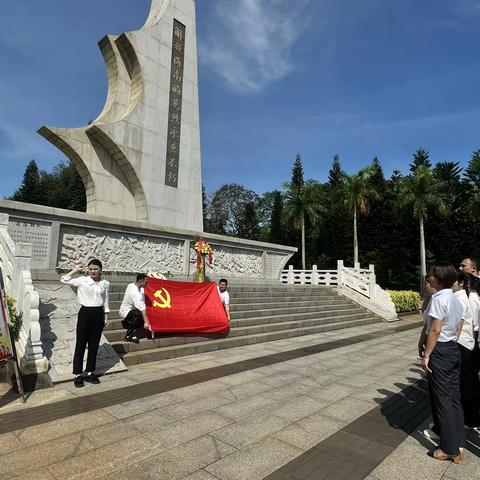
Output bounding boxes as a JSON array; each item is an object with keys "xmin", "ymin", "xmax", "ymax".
[
  {"xmin": 353, "ymin": 207, "xmax": 358, "ymax": 266},
  {"xmin": 301, "ymin": 211, "xmax": 306, "ymax": 270},
  {"xmin": 420, "ymin": 216, "xmax": 426, "ymax": 294}
]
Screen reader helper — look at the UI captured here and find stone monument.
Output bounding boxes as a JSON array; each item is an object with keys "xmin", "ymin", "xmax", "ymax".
[
  {"xmin": 0, "ymin": 0, "xmax": 297, "ymax": 386},
  {"xmin": 39, "ymin": 0, "xmax": 202, "ymax": 231}
]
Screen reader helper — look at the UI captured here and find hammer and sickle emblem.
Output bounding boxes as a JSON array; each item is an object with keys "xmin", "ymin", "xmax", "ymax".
[{"xmin": 152, "ymin": 288, "xmax": 171, "ymax": 309}]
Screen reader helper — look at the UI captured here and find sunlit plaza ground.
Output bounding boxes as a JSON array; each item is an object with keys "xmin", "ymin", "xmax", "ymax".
[{"xmin": 1, "ymin": 316, "xmax": 479, "ymax": 480}]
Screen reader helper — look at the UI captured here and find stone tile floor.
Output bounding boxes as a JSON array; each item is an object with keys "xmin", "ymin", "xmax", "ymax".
[{"xmin": 0, "ymin": 316, "xmax": 479, "ymax": 479}]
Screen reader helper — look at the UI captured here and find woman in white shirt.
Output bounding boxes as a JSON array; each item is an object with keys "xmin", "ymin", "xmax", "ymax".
[
  {"xmin": 61, "ymin": 259, "xmax": 110, "ymax": 388},
  {"xmin": 454, "ymin": 272, "xmax": 479, "ymax": 428},
  {"xmin": 422, "ymin": 262, "xmax": 464, "ymax": 463}
]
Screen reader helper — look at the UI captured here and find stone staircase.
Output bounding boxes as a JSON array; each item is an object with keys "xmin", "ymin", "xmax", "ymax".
[{"xmin": 104, "ymin": 283, "xmax": 382, "ymax": 366}]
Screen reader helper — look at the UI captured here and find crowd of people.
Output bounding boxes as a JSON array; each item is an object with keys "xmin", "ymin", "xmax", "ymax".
[
  {"xmin": 418, "ymin": 257, "xmax": 480, "ymax": 463},
  {"xmin": 61, "ymin": 260, "xmax": 230, "ymax": 389}
]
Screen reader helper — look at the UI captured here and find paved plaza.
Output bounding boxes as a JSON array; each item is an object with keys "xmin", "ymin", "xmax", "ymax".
[{"xmin": 1, "ymin": 317, "xmax": 479, "ymax": 480}]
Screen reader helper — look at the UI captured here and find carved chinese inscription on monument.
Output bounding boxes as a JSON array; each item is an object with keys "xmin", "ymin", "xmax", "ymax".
[
  {"xmin": 165, "ymin": 19, "xmax": 186, "ymax": 188},
  {"xmin": 8, "ymin": 219, "xmax": 52, "ymax": 269}
]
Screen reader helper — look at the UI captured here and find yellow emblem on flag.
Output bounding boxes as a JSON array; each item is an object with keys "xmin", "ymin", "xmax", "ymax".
[{"xmin": 153, "ymin": 288, "xmax": 171, "ymax": 309}]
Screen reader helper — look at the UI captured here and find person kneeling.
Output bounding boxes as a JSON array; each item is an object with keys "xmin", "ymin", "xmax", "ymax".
[{"xmin": 119, "ymin": 274, "xmax": 150, "ymax": 343}]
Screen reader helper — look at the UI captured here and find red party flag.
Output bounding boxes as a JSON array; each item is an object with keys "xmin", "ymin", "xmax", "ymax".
[{"xmin": 144, "ymin": 278, "xmax": 229, "ymax": 334}]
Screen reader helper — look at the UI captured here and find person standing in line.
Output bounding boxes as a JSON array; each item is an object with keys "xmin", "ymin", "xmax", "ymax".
[
  {"xmin": 459, "ymin": 257, "xmax": 479, "ymax": 277},
  {"xmin": 422, "ymin": 262, "xmax": 465, "ymax": 463},
  {"xmin": 470, "ymin": 276, "xmax": 480, "ymax": 426},
  {"xmin": 453, "ymin": 272, "xmax": 480, "ymax": 429},
  {"xmin": 119, "ymin": 273, "xmax": 150, "ymax": 343},
  {"xmin": 217, "ymin": 278, "xmax": 230, "ymax": 321},
  {"xmin": 61, "ymin": 259, "xmax": 110, "ymax": 388},
  {"xmin": 419, "ymin": 275, "xmax": 440, "ymax": 442}
]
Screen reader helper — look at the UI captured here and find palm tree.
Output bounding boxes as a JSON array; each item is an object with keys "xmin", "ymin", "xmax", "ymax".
[
  {"xmin": 341, "ymin": 168, "xmax": 379, "ymax": 266},
  {"xmin": 284, "ymin": 180, "xmax": 320, "ymax": 270},
  {"xmin": 398, "ymin": 165, "xmax": 447, "ymax": 288}
]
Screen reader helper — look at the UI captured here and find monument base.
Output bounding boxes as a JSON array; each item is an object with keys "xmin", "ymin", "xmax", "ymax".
[{"xmin": 0, "ymin": 199, "xmax": 296, "ymax": 280}]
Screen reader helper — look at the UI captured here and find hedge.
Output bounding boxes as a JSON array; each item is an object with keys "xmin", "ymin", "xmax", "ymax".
[{"xmin": 388, "ymin": 290, "xmax": 421, "ymax": 313}]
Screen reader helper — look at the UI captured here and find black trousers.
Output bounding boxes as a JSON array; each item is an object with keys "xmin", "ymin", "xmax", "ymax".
[
  {"xmin": 428, "ymin": 341, "xmax": 465, "ymax": 455},
  {"xmin": 458, "ymin": 342, "xmax": 480, "ymax": 427},
  {"xmin": 73, "ymin": 306, "xmax": 105, "ymax": 375},
  {"xmin": 122, "ymin": 308, "xmax": 144, "ymax": 337}
]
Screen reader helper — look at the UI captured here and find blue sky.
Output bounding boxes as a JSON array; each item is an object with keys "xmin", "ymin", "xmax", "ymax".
[{"xmin": 1, "ymin": 0, "xmax": 479, "ymax": 198}]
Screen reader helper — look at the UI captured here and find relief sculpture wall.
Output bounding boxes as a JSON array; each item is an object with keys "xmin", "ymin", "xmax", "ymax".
[
  {"xmin": 189, "ymin": 244, "xmax": 263, "ymax": 277},
  {"xmin": 58, "ymin": 227, "xmax": 185, "ymax": 273}
]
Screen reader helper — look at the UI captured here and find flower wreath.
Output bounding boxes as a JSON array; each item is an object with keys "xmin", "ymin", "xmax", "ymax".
[{"xmin": 194, "ymin": 237, "xmax": 213, "ymax": 269}]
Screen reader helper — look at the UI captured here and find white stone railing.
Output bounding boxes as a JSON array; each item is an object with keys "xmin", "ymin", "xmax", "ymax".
[
  {"xmin": 281, "ymin": 259, "xmax": 396, "ymax": 320},
  {"xmin": 280, "ymin": 265, "xmax": 338, "ymax": 285},
  {"xmin": 0, "ymin": 213, "xmax": 47, "ymax": 377},
  {"xmin": 338, "ymin": 261, "xmax": 374, "ymax": 297}
]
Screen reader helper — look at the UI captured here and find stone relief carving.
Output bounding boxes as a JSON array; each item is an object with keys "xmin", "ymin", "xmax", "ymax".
[
  {"xmin": 190, "ymin": 244, "xmax": 263, "ymax": 277},
  {"xmin": 265, "ymin": 252, "xmax": 289, "ymax": 277},
  {"xmin": 58, "ymin": 228, "xmax": 184, "ymax": 273}
]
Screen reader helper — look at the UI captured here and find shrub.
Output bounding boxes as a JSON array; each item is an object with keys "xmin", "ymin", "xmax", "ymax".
[
  {"xmin": 388, "ymin": 290, "xmax": 421, "ymax": 313},
  {"xmin": 6, "ymin": 296, "xmax": 22, "ymax": 340}
]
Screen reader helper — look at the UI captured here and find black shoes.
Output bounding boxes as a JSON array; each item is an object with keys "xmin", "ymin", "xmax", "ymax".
[
  {"xmin": 73, "ymin": 376, "xmax": 84, "ymax": 388},
  {"xmin": 124, "ymin": 334, "xmax": 140, "ymax": 344},
  {"xmin": 84, "ymin": 373, "xmax": 101, "ymax": 384}
]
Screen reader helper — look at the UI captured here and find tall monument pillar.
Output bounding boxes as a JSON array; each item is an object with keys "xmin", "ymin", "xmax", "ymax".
[{"xmin": 38, "ymin": 0, "xmax": 203, "ymax": 231}]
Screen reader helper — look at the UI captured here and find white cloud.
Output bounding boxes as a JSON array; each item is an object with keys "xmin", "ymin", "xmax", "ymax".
[{"xmin": 199, "ymin": 0, "xmax": 313, "ymax": 92}]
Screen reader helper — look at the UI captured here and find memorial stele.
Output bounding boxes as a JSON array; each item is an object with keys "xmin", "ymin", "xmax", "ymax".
[{"xmin": 39, "ymin": 0, "xmax": 202, "ymax": 231}]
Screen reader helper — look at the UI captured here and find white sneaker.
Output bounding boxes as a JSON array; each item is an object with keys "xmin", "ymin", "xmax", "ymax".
[{"xmin": 423, "ymin": 428, "xmax": 440, "ymax": 441}]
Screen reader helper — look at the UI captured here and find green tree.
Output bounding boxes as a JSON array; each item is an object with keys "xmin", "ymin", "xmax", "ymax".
[
  {"xmin": 391, "ymin": 170, "xmax": 403, "ymax": 182},
  {"xmin": 284, "ymin": 180, "xmax": 320, "ymax": 269},
  {"xmin": 47, "ymin": 161, "xmax": 86, "ymax": 211},
  {"xmin": 327, "ymin": 154, "xmax": 344, "ymax": 190},
  {"xmin": 291, "ymin": 153, "xmax": 304, "ymax": 188},
  {"xmin": 399, "ymin": 165, "xmax": 447, "ymax": 289},
  {"xmin": 369, "ymin": 157, "xmax": 386, "ymax": 190},
  {"xmin": 269, "ymin": 190, "xmax": 284, "ymax": 244},
  {"xmin": 202, "ymin": 184, "xmax": 211, "ymax": 232},
  {"xmin": 317, "ymin": 155, "xmax": 350, "ymax": 267},
  {"xmin": 410, "ymin": 148, "xmax": 432, "ymax": 173},
  {"xmin": 341, "ymin": 168, "xmax": 379, "ymax": 266},
  {"xmin": 209, "ymin": 183, "xmax": 259, "ymax": 236},
  {"xmin": 11, "ymin": 160, "xmax": 86, "ymax": 211},
  {"xmin": 237, "ymin": 202, "xmax": 260, "ymax": 240},
  {"xmin": 11, "ymin": 160, "xmax": 47, "ymax": 204},
  {"xmin": 465, "ymin": 150, "xmax": 480, "ymax": 187}
]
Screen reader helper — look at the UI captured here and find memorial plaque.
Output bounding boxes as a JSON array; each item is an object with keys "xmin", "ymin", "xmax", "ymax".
[
  {"xmin": 165, "ymin": 19, "xmax": 186, "ymax": 188},
  {"xmin": 8, "ymin": 219, "xmax": 52, "ymax": 269}
]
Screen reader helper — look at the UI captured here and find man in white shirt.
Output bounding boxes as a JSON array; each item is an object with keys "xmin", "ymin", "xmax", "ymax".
[
  {"xmin": 119, "ymin": 274, "xmax": 150, "ymax": 343},
  {"xmin": 217, "ymin": 278, "xmax": 230, "ymax": 321},
  {"xmin": 459, "ymin": 257, "xmax": 479, "ymax": 277}
]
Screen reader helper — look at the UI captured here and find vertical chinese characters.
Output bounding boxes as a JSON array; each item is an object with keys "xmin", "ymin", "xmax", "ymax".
[{"xmin": 165, "ymin": 20, "xmax": 186, "ymax": 188}]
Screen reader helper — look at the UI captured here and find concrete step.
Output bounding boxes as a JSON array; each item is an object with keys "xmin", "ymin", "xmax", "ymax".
[
  {"xmin": 119, "ymin": 316, "xmax": 381, "ymax": 366},
  {"xmin": 230, "ymin": 294, "xmax": 341, "ymax": 304},
  {"xmin": 229, "ymin": 298, "xmax": 350, "ymax": 312},
  {"xmin": 231, "ymin": 303, "xmax": 360, "ymax": 320},
  {"xmin": 107, "ymin": 284, "xmax": 334, "ymax": 296},
  {"xmin": 104, "ymin": 301, "xmax": 363, "ymax": 325},
  {"xmin": 106, "ymin": 294, "xmax": 343, "ymax": 311},
  {"xmin": 106, "ymin": 310, "xmax": 373, "ymax": 346}
]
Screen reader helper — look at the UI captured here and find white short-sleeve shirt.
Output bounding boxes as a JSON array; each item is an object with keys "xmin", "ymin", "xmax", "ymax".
[
  {"xmin": 426, "ymin": 288, "xmax": 463, "ymax": 342},
  {"xmin": 469, "ymin": 291, "xmax": 480, "ymax": 332},
  {"xmin": 456, "ymin": 289, "xmax": 475, "ymax": 350},
  {"xmin": 119, "ymin": 283, "xmax": 146, "ymax": 319},
  {"xmin": 217, "ymin": 287, "xmax": 229, "ymax": 305}
]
